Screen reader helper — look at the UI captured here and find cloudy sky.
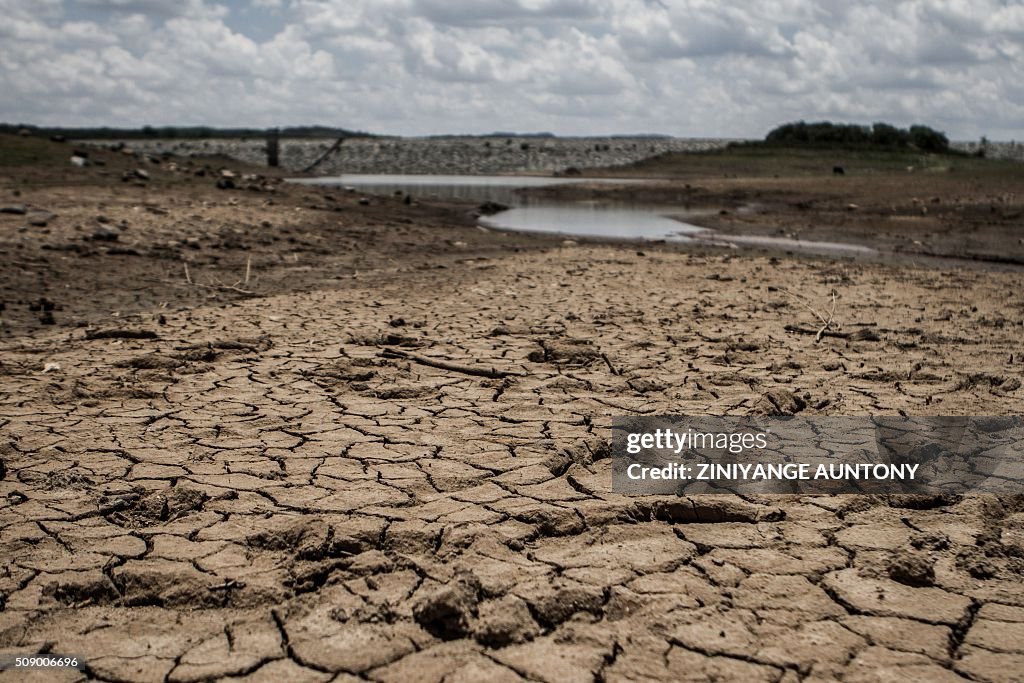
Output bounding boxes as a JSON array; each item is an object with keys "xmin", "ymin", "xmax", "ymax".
[{"xmin": 2, "ymin": 0, "xmax": 1022, "ymax": 139}]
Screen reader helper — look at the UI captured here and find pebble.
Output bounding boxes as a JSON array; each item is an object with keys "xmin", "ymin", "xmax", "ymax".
[{"xmin": 92, "ymin": 226, "xmax": 120, "ymax": 242}]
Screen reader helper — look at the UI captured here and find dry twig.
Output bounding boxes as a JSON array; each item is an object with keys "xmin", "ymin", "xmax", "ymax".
[
  {"xmin": 380, "ymin": 347, "xmax": 522, "ymax": 379},
  {"xmin": 782, "ymin": 287, "xmax": 839, "ymax": 342}
]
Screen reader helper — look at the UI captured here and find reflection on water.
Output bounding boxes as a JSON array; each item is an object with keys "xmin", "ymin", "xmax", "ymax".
[
  {"xmin": 292, "ymin": 174, "xmax": 877, "ymax": 255},
  {"xmin": 295, "ymin": 173, "xmax": 701, "ymax": 240},
  {"xmin": 481, "ymin": 206, "xmax": 708, "ymax": 240}
]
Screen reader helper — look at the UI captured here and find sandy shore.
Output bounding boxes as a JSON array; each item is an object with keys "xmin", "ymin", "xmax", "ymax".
[{"xmin": 2, "ymin": 139, "xmax": 1023, "ymax": 681}]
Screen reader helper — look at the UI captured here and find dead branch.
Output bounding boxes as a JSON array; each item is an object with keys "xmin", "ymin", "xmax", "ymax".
[
  {"xmin": 601, "ymin": 352, "xmax": 621, "ymax": 376},
  {"xmin": 815, "ymin": 289, "xmax": 838, "ymax": 341},
  {"xmin": 784, "ymin": 324, "xmax": 851, "ymax": 339},
  {"xmin": 196, "ymin": 282, "xmax": 255, "ymax": 295},
  {"xmin": 380, "ymin": 347, "xmax": 523, "ymax": 379},
  {"xmin": 782, "ymin": 287, "xmax": 839, "ymax": 342}
]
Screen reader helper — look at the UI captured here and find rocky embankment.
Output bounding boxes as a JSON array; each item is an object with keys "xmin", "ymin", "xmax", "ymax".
[
  {"xmin": 79, "ymin": 136, "xmax": 1024, "ymax": 176},
  {"xmin": 78, "ymin": 136, "xmax": 737, "ymax": 175}
]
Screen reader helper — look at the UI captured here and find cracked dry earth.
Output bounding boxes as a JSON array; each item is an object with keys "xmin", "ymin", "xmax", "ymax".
[{"xmin": 3, "ymin": 245, "xmax": 1024, "ymax": 683}]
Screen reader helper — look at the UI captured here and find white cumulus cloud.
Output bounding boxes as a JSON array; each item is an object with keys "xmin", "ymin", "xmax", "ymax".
[{"xmin": 0, "ymin": 0, "xmax": 1020, "ymax": 139}]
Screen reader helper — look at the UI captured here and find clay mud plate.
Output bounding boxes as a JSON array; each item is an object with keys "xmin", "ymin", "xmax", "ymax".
[{"xmin": 2, "ymin": 139, "xmax": 1023, "ymax": 682}]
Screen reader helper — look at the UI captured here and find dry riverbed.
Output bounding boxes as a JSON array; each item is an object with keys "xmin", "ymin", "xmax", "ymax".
[{"xmin": 1, "ymin": 136, "xmax": 1023, "ymax": 682}]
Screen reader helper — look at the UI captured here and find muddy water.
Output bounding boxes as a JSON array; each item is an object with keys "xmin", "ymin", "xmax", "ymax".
[
  {"xmin": 293, "ymin": 174, "xmax": 876, "ymax": 255},
  {"xmin": 293, "ymin": 174, "xmax": 713, "ymax": 240}
]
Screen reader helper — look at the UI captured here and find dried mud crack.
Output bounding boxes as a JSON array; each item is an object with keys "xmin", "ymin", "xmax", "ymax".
[{"xmin": 2, "ymin": 149, "xmax": 1024, "ymax": 682}]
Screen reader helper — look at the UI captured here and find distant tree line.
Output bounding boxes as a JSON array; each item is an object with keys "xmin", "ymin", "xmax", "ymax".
[
  {"xmin": 0, "ymin": 123, "xmax": 373, "ymax": 139},
  {"xmin": 764, "ymin": 121, "xmax": 950, "ymax": 153}
]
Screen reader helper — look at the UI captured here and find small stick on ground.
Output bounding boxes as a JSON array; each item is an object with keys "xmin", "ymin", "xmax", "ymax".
[
  {"xmin": 380, "ymin": 347, "xmax": 523, "ymax": 379},
  {"xmin": 193, "ymin": 280, "xmax": 256, "ymax": 296},
  {"xmin": 183, "ymin": 262, "xmax": 192, "ymax": 285},
  {"xmin": 244, "ymin": 256, "xmax": 251, "ymax": 285},
  {"xmin": 601, "ymin": 352, "xmax": 621, "ymax": 376},
  {"xmin": 815, "ymin": 289, "xmax": 838, "ymax": 342},
  {"xmin": 217, "ymin": 284, "xmax": 256, "ymax": 295},
  {"xmin": 784, "ymin": 324, "xmax": 851, "ymax": 339},
  {"xmin": 782, "ymin": 287, "xmax": 838, "ymax": 342}
]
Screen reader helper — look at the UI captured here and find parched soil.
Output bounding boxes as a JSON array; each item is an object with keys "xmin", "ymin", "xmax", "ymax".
[{"xmin": 1, "ymin": 137, "xmax": 1023, "ymax": 682}]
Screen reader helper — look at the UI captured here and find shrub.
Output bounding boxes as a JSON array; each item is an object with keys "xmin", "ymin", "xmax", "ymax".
[
  {"xmin": 765, "ymin": 120, "xmax": 949, "ymax": 152},
  {"xmin": 908, "ymin": 125, "xmax": 949, "ymax": 153}
]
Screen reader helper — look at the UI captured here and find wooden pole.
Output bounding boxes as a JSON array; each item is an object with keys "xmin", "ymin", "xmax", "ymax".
[{"xmin": 266, "ymin": 127, "xmax": 280, "ymax": 167}]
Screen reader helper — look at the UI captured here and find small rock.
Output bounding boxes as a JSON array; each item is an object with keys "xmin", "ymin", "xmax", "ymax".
[
  {"xmin": 106, "ymin": 246, "xmax": 140, "ymax": 256},
  {"xmin": 70, "ymin": 155, "xmax": 88, "ymax": 167},
  {"xmin": 958, "ymin": 548, "xmax": 998, "ymax": 580},
  {"xmin": 91, "ymin": 226, "xmax": 120, "ymax": 242},
  {"xmin": 29, "ymin": 297, "xmax": 56, "ymax": 312},
  {"xmin": 413, "ymin": 573, "xmax": 481, "ymax": 640},
  {"xmin": 529, "ymin": 338, "xmax": 601, "ymax": 366},
  {"xmin": 888, "ymin": 552, "xmax": 935, "ymax": 587},
  {"xmin": 752, "ymin": 388, "xmax": 807, "ymax": 416},
  {"xmin": 911, "ymin": 532, "xmax": 950, "ymax": 551},
  {"xmin": 478, "ymin": 201, "xmax": 509, "ymax": 215},
  {"xmin": 39, "ymin": 311, "xmax": 56, "ymax": 325},
  {"xmin": 474, "ymin": 596, "xmax": 539, "ymax": 647},
  {"xmin": 629, "ymin": 378, "xmax": 667, "ymax": 393},
  {"xmin": 121, "ymin": 169, "xmax": 149, "ymax": 182}
]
